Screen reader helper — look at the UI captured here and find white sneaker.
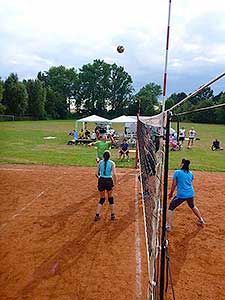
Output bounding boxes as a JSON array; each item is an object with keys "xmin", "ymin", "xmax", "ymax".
[
  {"xmin": 198, "ymin": 218, "xmax": 205, "ymax": 225},
  {"xmin": 166, "ymin": 224, "xmax": 171, "ymax": 232}
]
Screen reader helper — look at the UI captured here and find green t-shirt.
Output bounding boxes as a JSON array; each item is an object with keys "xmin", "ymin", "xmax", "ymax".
[{"xmin": 95, "ymin": 141, "xmax": 111, "ymax": 159}]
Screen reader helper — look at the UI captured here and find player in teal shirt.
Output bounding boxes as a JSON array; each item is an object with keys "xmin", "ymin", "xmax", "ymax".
[
  {"xmin": 166, "ymin": 159, "xmax": 205, "ymax": 232},
  {"xmin": 94, "ymin": 150, "xmax": 117, "ymax": 221}
]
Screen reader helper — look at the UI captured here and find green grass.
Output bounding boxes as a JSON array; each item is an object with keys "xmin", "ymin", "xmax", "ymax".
[
  {"xmin": 0, "ymin": 120, "xmax": 224, "ymax": 171},
  {"xmin": 169, "ymin": 122, "xmax": 225, "ymax": 172},
  {"xmin": 0, "ymin": 120, "xmax": 135, "ymax": 168}
]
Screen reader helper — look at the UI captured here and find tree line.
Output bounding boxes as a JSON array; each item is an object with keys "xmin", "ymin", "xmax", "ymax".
[{"xmin": 0, "ymin": 59, "xmax": 224, "ymax": 123}]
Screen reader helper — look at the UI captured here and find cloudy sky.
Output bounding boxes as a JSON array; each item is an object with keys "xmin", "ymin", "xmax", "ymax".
[{"xmin": 0, "ymin": 0, "xmax": 225, "ymax": 98}]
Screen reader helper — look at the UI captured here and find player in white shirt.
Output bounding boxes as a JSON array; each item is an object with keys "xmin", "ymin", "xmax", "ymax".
[{"xmin": 188, "ymin": 127, "xmax": 196, "ymax": 148}]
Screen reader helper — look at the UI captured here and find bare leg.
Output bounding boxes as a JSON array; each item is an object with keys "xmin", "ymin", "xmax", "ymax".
[
  {"xmin": 96, "ymin": 203, "xmax": 102, "ymax": 215},
  {"xmin": 167, "ymin": 209, "xmax": 174, "ymax": 229},
  {"xmin": 191, "ymin": 206, "xmax": 205, "ymax": 223}
]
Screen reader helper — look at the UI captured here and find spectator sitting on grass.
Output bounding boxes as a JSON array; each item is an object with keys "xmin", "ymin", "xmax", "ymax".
[
  {"xmin": 78, "ymin": 129, "xmax": 85, "ymax": 139},
  {"xmin": 118, "ymin": 138, "xmax": 129, "ymax": 160},
  {"xmin": 211, "ymin": 139, "xmax": 223, "ymax": 151}
]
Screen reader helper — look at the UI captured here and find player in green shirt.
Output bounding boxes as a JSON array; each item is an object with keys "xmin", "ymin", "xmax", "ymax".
[{"xmin": 88, "ymin": 134, "xmax": 114, "ymax": 163}]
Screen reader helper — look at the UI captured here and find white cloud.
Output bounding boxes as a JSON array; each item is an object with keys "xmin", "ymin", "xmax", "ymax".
[{"xmin": 0, "ymin": 0, "xmax": 225, "ymax": 95}]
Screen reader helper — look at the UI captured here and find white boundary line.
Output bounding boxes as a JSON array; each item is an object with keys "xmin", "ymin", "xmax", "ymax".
[
  {"xmin": 0, "ymin": 168, "xmax": 34, "ymax": 171},
  {"xmin": 134, "ymin": 174, "xmax": 142, "ymax": 300},
  {"xmin": 0, "ymin": 191, "xmax": 44, "ymax": 233}
]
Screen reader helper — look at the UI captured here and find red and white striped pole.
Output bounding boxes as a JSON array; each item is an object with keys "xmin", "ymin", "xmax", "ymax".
[{"xmin": 162, "ymin": 0, "xmax": 172, "ymax": 113}]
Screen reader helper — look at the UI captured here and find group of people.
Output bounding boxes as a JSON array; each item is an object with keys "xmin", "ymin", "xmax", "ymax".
[
  {"xmin": 93, "ymin": 148, "xmax": 206, "ymax": 233},
  {"xmin": 169, "ymin": 126, "xmax": 194, "ymax": 150},
  {"xmin": 171, "ymin": 126, "xmax": 222, "ymax": 151},
  {"xmin": 87, "ymin": 134, "xmax": 130, "ymax": 221},
  {"xmin": 70, "ymin": 125, "xmax": 209, "ymax": 228},
  {"xmin": 169, "ymin": 126, "xmax": 197, "ymax": 151}
]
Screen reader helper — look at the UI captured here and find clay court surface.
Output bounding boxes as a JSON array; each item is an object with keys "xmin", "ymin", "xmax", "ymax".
[{"xmin": 0, "ymin": 165, "xmax": 225, "ymax": 300}]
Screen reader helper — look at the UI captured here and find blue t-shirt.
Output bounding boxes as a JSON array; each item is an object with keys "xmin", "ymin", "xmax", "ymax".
[
  {"xmin": 120, "ymin": 142, "xmax": 129, "ymax": 151},
  {"xmin": 173, "ymin": 169, "xmax": 194, "ymax": 198},
  {"xmin": 99, "ymin": 160, "xmax": 113, "ymax": 178}
]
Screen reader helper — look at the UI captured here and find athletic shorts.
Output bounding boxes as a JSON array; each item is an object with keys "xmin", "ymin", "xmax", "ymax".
[
  {"xmin": 168, "ymin": 196, "xmax": 194, "ymax": 211},
  {"xmin": 98, "ymin": 177, "xmax": 114, "ymax": 192},
  {"xmin": 179, "ymin": 137, "xmax": 184, "ymax": 142},
  {"xmin": 119, "ymin": 149, "xmax": 129, "ymax": 155}
]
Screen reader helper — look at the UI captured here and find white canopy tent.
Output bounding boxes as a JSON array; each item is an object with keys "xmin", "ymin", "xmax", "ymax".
[
  {"xmin": 110, "ymin": 115, "xmax": 137, "ymax": 123},
  {"xmin": 110, "ymin": 115, "xmax": 137, "ymax": 136},
  {"xmin": 76, "ymin": 114, "xmax": 110, "ymax": 129}
]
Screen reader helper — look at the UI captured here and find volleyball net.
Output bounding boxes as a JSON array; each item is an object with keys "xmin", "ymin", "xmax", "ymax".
[{"xmin": 137, "ymin": 112, "xmax": 166, "ymax": 300}]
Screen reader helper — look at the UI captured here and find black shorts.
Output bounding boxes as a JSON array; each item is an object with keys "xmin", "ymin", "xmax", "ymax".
[
  {"xmin": 179, "ymin": 137, "xmax": 185, "ymax": 142},
  {"xmin": 119, "ymin": 149, "xmax": 129, "ymax": 155},
  {"xmin": 98, "ymin": 177, "xmax": 114, "ymax": 192},
  {"xmin": 169, "ymin": 196, "xmax": 194, "ymax": 211}
]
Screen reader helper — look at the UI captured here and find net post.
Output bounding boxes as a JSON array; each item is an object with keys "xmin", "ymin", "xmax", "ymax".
[{"xmin": 159, "ymin": 111, "xmax": 171, "ymax": 300}]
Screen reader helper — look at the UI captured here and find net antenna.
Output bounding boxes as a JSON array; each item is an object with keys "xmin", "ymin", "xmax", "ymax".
[{"xmin": 162, "ymin": 0, "xmax": 172, "ymax": 113}]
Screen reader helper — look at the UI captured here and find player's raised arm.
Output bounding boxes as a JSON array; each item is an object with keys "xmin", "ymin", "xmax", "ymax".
[{"xmin": 109, "ymin": 134, "xmax": 114, "ymax": 145}]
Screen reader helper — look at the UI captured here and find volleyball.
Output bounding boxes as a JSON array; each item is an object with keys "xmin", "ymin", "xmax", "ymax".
[{"xmin": 117, "ymin": 45, "xmax": 125, "ymax": 53}]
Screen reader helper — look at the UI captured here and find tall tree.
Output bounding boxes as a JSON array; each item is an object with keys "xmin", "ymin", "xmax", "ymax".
[
  {"xmin": 77, "ymin": 60, "xmax": 111, "ymax": 115},
  {"xmin": 166, "ymin": 92, "xmax": 187, "ymax": 111},
  {"xmin": 3, "ymin": 73, "xmax": 28, "ymax": 116},
  {"xmin": 108, "ymin": 63, "xmax": 133, "ymax": 116},
  {"xmin": 134, "ymin": 83, "xmax": 162, "ymax": 116},
  {"xmin": 25, "ymin": 79, "xmax": 46, "ymax": 119},
  {"xmin": 45, "ymin": 88, "xmax": 68, "ymax": 119},
  {"xmin": 38, "ymin": 66, "xmax": 78, "ymax": 114},
  {"xmin": 77, "ymin": 60, "xmax": 133, "ymax": 116},
  {"xmin": 0, "ymin": 78, "xmax": 6, "ymax": 114},
  {"xmin": 189, "ymin": 87, "xmax": 214, "ymax": 106},
  {"xmin": 215, "ymin": 93, "xmax": 225, "ymax": 124}
]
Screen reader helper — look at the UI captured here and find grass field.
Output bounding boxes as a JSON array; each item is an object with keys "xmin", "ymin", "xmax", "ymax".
[{"xmin": 0, "ymin": 120, "xmax": 224, "ymax": 171}]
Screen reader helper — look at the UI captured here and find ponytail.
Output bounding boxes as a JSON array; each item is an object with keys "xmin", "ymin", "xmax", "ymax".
[
  {"xmin": 103, "ymin": 150, "xmax": 110, "ymax": 176},
  {"xmin": 181, "ymin": 159, "xmax": 190, "ymax": 172}
]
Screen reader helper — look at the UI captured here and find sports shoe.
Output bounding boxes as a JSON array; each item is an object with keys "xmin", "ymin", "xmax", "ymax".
[
  {"xmin": 111, "ymin": 213, "xmax": 116, "ymax": 220},
  {"xmin": 166, "ymin": 224, "xmax": 171, "ymax": 232},
  {"xmin": 94, "ymin": 214, "xmax": 100, "ymax": 221},
  {"xmin": 198, "ymin": 218, "xmax": 205, "ymax": 225}
]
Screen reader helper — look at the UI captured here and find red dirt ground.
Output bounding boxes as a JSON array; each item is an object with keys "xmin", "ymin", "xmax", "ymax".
[
  {"xmin": 0, "ymin": 165, "xmax": 225, "ymax": 300},
  {"xmin": 167, "ymin": 171, "xmax": 225, "ymax": 300},
  {"xmin": 0, "ymin": 165, "xmax": 148, "ymax": 300}
]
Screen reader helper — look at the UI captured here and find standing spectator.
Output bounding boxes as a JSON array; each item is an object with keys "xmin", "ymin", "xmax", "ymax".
[
  {"xmin": 85, "ymin": 129, "xmax": 91, "ymax": 139},
  {"xmin": 188, "ymin": 127, "xmax": 196, "ymax": 148},
  {"xmin": 94, "ymin": 150, "xmax": 117, "ymax": 221},
  {"xmin": 166, "ymin": 159, "xmax": 205, "ymax": 232},
  {"xmin": 118, "ymin": 138, "xmax": 129, "ymax": 160},
  {"xmin": 88, "ymin": 134, "xmax": 114, "ymax": 163},
  {"xmin": 179, "ymin": 127, "xmax": 186, "ymax": 145}
]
